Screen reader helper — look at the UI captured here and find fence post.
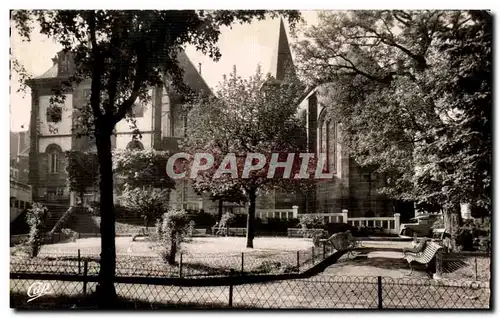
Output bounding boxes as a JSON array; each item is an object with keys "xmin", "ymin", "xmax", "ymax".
[
  {"xmin": 474, "ymin": 257, "xmax": 478, "ymax": 281},
  {"xmin": 83, "ymin": 260, "xmax": 88, "ymax": 295},
  {"xmin": 312, "ymin": 247, "xmax": 315, "ymax": 264},
  {"xmin": 394, "ymin": 213, "xmax": 401, "ymax": 234},
  {"xmin": 78, "ymin": 249, "xmax": 81, "ymax": 275},
  {"xmin": 323, "ymin": 241, "xmax": 326, "ymax": 260},
  {"xmin": 241, "ymin": 252, "xmax": 244, "ymax": 274},
  {"xmin": 228, "ymin": 269, "xmax": 234, "ymax": 308},
  {"xmin": 296, "ymin": 251, "xmax": 300, "ymax": 272},
  {"xmin": 433, "ymin": 250, "xmax": 443, "ymax": 280},
  {"xmin": 342, "ymin": 209, "xmax": 349, "ymax": 224},
  {"xmin": 377, "ymin": 276, "xmax": 383, "ymax": 309},
  {"xmin": 179, "ymin": 253, "xmax": 183, "ymax": 278}
]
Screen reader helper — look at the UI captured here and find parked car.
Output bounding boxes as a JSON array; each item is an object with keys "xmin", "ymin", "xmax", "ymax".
[{"xmin": 399, "ymin": 213, "xmax": 443, "ymax": 238}]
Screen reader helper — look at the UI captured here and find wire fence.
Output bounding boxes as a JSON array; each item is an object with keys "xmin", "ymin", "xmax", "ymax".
[
  {"xmin": 10, "ymin": 275, "xmax": 490, "ymax": 309},
  {"xmin": 11, "ymin": 244, "xmax": 337, "ymax": 278},
  {"xmin": 441, "ymin": 253, "xmax": 491, "ymax": 282}
]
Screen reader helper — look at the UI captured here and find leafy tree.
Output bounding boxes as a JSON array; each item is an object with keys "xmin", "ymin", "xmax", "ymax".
[
  {"xmin": 113, "ymin": 149, "xmax": 175, "ymax": 190},
  {"xmin": 25, "ymin": 203, "xmax": 50, "ymax": 257},
  {"xmin": 183, "ymin": 66, "xmax": 316, "ymax": 248},
  {"xmin": 193, "ymin": 183, "xmax": 247, "ymax": 220},
  {"xmin": 294, "ymin": 10, "xmax": 492, "ymax": 236},
  {"xmin": 158, "ymin": 208, "xmax": 190, "ymax": 265},
  {"xmin": 298, "ymin": 214, "xmax": 324, "ymax": 238},
  {"xmin": 120, "ymin": 186, "xmax": 170, "ymax": 230},
  {"xmin": 65, "ymin": 150, "xmax": 99, "ymax": 204},
  {"xmin": 12, "ymin": 9, "xmax": 301, "ymax": 303}
]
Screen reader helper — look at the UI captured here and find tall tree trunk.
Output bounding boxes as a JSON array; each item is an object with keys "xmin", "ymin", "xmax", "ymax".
[
  {"xmin": 218, "ymin": 199, "xmax": 223, "ymax": 221},
  {"xmin": 443, "ymin": 203, "xmax": 463, "ymax": 251},
  {"xmin": 246, "ymin": 188, "xmax": 257, "ymax": 248},
  {"xmin": 95, "ymin": 130, "xmax": 117, "ymax": 306}
]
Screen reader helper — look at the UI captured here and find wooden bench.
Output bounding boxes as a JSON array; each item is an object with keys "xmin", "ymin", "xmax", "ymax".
[{"xmin": 404, "ymin": 241, "xmax": 443, "ymax": 273}]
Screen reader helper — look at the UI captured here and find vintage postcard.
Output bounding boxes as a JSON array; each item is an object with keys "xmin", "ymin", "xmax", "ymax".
[{"xmin": 9, "ymin": 9, "xmax": 492, "ymax": 310}]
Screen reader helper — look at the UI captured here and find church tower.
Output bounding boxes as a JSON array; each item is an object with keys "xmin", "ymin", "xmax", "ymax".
[{"xmin": 268, "ymin": 18, "xmax": 296, "ymax": 81}]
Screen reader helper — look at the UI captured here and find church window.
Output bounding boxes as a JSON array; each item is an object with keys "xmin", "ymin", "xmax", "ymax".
[
  {"xmin": 49, "ymin": 151, "xmax": 59, "ymax": 173},
  {"xmin": 319, "ymin": 112, "xmax": 337, "ymax": 174}
]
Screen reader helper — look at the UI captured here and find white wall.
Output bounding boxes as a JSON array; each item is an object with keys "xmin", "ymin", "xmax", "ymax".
[
  {"xmin": 39, "ymin": 136, "xmax": 72, "ymax": 152},
  {"xmin": 115, "ymin": 90, "xmax": 154, "ymax": 134},
  {"xmin": 39, "ymin": 94, "xmax": 73, "ymax": 135}
]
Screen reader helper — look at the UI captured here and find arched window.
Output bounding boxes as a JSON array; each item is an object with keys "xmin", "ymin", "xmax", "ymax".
[
  {"xmin": 126, "ymin": 139, "xmax": 144, "ymax": 151},
  {"xmin": 49, "ymin": 150, "xmax": 59, "ymax": 173},
  {"xmin": 318, "ymin": 110, "xmax": 337, "ymax": 173},
  {"xmin": 46, "ymin": 144, "xmax": 63, "ymax": 174}
]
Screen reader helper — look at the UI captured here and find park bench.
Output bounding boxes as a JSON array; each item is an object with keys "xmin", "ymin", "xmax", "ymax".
[
  {"xmin": 320, "ymin": 231, "xmax": 361, "ymax": 258},
  {"xmin": 404, "ymin": 241, "xmax": 443, "ymax": 274}
]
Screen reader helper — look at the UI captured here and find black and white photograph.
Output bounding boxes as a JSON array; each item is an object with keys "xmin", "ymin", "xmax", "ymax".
[{"xmin": 8, "ymin": 6, "xmax": 492, "ymax": 310}]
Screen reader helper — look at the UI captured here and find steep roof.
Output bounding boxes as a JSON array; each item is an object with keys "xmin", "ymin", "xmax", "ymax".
[
  {"xmin": 34, "ymin": 63, "xmax": 58, "ymax": 79},
  {"xmin": 33, "ymin": 50, "xmax": 212, "ymax": 96},
  {"xmin": 175, "ymin": 49, "xmax": 213, "ymax": 96},
  {"xmin": 268, "ymin": 18, "xmax": 296, "ymax": 81}
]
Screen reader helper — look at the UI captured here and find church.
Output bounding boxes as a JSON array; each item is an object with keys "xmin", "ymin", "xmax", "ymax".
[{"xmin": 24, "ymin": 19, "xmax": 407, "ymax": 226}]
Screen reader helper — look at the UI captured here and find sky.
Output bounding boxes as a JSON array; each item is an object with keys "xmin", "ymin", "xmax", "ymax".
[{"xmin": 9, "ymin": 11, "xmax": 319, "ymax": 132}]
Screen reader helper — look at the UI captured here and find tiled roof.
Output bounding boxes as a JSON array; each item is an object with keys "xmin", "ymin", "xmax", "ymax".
[
  {"xmin": 176, "ymin": 49, "xmax": 213, "ymax": 95},
  {"xmin": 34, "ymin": 63, "xmax": 58, "ymax": 79},
  {"xmin": 33, "ymin": 50, "xmax": 212, "ymax": 96}
]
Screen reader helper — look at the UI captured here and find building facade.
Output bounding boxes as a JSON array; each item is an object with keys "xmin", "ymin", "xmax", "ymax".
[{"xmin": 25, "ymin": 19, "xmax": 403, "ymax": 223}]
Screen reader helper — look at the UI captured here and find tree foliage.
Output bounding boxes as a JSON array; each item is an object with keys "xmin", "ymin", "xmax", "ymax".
[
  {"xmin": 294, "ymin": 10, "xmax": 492, "ymax": 232},
  {"xmin": 157, "ymin": 208, "xmax": 190, "ymax": 265},
  {"xmin": 120, "ymin": 186, "xmax": 170, "ymax": 229},
  {"xmin": 11, "ymin": 9, "xmax": 302, "ymax": 303},
  {"xmin": 25, "ymin": 203, "xmax": 50, "ymax": 258},
  {"xmin": 183, "ymin": 66, "xmax": 315, "ymax": 248},
  {"xmin": 113, "ymin": 149, "xmax": 175, "ymax": 190},
  {"xmin": 65, "ymin": 150, "xmax": 99, "ymax": 201}
]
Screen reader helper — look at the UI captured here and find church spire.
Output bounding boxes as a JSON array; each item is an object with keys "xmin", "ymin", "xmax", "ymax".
[{"xmin": 269, "ymin": 17, "xmax": 295, "ymax": 81}]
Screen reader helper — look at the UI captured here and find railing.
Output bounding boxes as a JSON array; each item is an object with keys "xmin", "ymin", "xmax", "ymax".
[
  {"xmin": 347, "ymin": 217, "xmax": 400, "ymax": 234},
  {"xmin": 297, "ymin": 210, "xmax": 401, "ymax": 234},
  {"xmin": 10, "ymin": 272, "xmax": 490, "ymax": 309},
  {"xmin": 256, "ymin": 207, "xmax": 298, "ymax": 220}
]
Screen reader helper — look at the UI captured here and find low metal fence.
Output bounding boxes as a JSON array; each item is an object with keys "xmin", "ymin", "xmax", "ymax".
[{"xmin": 10, "ymin": 274, "xmax": 490, "ymax": 309}]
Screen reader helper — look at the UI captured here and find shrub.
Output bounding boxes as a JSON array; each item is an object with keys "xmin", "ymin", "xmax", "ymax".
[
  {"xmin": 220, "ymin": 212, "xmax": 236, "ymax": 227},
  {"xmin": 60, "ymin": 228, "xmax": 78, "ymax": 243},
  {"xmin": 298, "ymin": 215, "xmax": 324, "ymax": 238},
  {"xmin": 25, "ymin": 203, "xmax": 50, "ymax": 258},
  {"xmin": 456, "ymin": 219, "xmax": 491, "ymax": 252},
  {"xmin": 187, "ymin": 211, "xmax": 217, "ymax": 228},
  {"xmin": 158, "ymin": 208, "xmax": 190, "ymax": 265},
  {"xmin": 187, "ymin": 220, "xmax": 196, "ymax": 238}
]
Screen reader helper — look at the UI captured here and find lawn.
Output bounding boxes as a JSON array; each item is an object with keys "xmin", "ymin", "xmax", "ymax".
[
  {"xmin": 33, "ymin": 236, "xmax": 313, "ymax": 256},
  {"xmin": 11, "ymin": 237, "xmax": 316, "ymax": 277}
]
